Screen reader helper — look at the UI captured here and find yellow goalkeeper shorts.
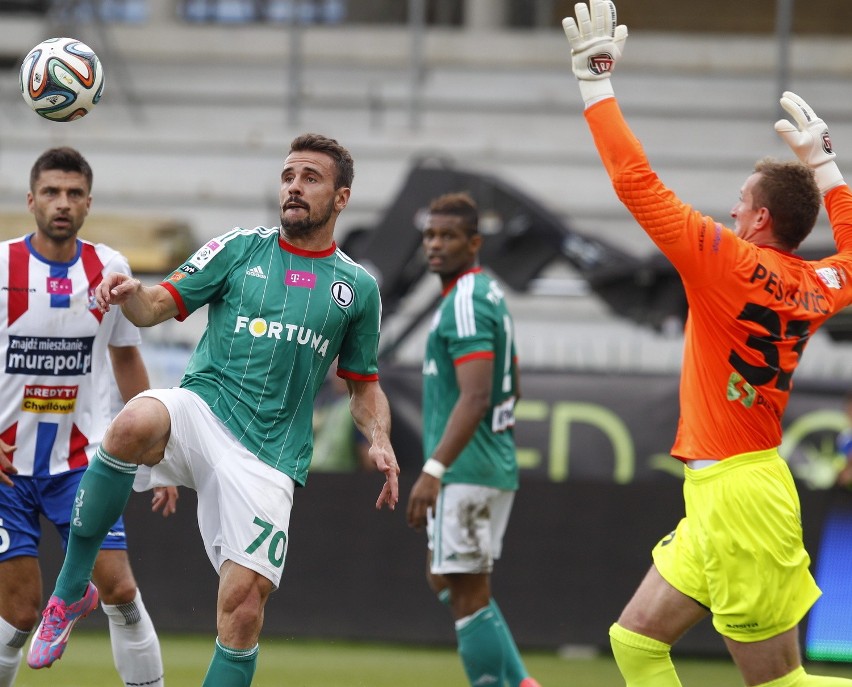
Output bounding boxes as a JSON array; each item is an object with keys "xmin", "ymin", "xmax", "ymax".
[{"xmin": 652, "ymin": 448, "xmax": 821, "ymax": 643}]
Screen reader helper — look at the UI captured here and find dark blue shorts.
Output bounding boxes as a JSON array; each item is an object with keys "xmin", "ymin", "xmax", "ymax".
[{"xmin": 0, "ymin": 469, "xmax": 126, "ymax": 561}]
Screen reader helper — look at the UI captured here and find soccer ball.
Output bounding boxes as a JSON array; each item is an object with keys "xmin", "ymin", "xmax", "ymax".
[{"xmin": 20, "ymin": 37, "xmax": 104, "ymax": 121}]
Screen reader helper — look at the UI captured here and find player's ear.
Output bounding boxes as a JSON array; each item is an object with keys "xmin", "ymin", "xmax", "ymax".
[{"xmin": 334, "ymin": 187, "xmax": 350, "ymax": 212}]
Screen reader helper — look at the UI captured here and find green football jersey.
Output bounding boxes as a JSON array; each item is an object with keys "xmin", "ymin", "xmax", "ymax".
[
  {"xmin": 162, "ymin": 227, "xmax": 382, "ymax": 486},
  {"xmin": 422, "ymin": 268, "xmax": 519, "ymax": 490}
]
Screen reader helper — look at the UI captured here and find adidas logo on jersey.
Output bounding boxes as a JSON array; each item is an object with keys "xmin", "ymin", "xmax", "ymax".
[{"xmin": 246, "ymin": 266, "xmax": 267, "ymax": 279}]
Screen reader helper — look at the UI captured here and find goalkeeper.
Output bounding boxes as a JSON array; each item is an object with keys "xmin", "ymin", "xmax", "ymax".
[{"xmin": 562, "ymin": 2, "xmax": 852, "ymax": 686}]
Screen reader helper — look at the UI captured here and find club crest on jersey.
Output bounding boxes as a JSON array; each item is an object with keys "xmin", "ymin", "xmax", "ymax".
[
  {"xmin": 588, "ymin": 52, "xmax": 615, "ymax": 76},
  {"xmin": 189, "ymin": 239, "xmax": 225, "ymax": 270},
  {"xmin": 331, "ymin": 281, "xmax": 354, "ymax": 308}
]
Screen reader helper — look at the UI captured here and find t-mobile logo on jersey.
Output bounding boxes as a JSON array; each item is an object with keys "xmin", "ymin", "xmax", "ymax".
[
  {"xmin": 285, "ymin": 270, "xmax": 316, "ymax": 288},
  {"xmin": 46, "ymin": 276, "xmax": 72, "ymax": 295}
]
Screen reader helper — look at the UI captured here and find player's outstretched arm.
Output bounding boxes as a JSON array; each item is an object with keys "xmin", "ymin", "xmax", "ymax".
[
  {"xmin": 562, "ymin": 0, "xmax": 627, "ymax": 106},
  {"xmin": 775, "ymin": 91, "xmax": 844, "ymax": 194}
]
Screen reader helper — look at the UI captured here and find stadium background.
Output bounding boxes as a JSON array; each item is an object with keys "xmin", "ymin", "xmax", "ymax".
[{"xmin": 2, "ymin": 0, "xmax": 852, "ymax": 662}]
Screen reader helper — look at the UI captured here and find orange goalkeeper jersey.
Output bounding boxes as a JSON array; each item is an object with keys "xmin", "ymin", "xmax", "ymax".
[{"xmin": 586, "ymin": 97, "xmax": 852, "ymax": 461}]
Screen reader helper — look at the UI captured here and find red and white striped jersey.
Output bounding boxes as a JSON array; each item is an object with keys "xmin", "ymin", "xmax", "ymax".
[{"xmin": 0, "ymin": 235, "xmax": 140, "ymax": 476}]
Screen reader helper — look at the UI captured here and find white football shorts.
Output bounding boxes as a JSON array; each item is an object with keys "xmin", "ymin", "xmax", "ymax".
[
  {"xmin": 427, "ymin": 483, "xmax": 515, "ymax": 575},
  {"xmin": 132, "ymin": 387, "xmax": 295, "ymax": 589}
]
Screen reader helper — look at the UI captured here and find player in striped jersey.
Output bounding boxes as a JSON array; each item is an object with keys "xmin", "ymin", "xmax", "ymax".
[
  {"xmin": 0, "ymin": 147, "xmax": 174, "ymax": 686},
  {"xmin": 564, "ymin": 2, "xmax": 852, "ymax": 686},
  {"xmin": 29, "ymin": 135, "xmax": 400, "ymax": 686},
  {"xmin": 406, "ymin": 193, "xmax": 539, "ymax": 687}
]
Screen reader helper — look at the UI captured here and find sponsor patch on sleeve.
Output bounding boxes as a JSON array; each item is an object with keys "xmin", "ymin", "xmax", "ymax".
[
  {"xmin": 188, "ymin": 239, "xmax": 225, "ymax": 270},
  {"xmin": 816, "ymin": 266, "xmax": 844, "ymax": 290}
]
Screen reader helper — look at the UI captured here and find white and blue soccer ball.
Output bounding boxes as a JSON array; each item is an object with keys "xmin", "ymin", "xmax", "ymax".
[{"xmin": 20, "ymin": 37, "xmax": 104, "ymax": 121}]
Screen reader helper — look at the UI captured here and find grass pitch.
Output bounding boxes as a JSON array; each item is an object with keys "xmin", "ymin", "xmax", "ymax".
[{"xmin": 13, "ymin": 632, "xmax": 852, "ymax": 686}]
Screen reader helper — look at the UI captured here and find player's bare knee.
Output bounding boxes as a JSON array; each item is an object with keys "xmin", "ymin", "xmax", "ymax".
[
  {"xmin": 92, "ymin": 551, "xmax": 138, "ymax": 603},
  {"xmin": 94, "ymin": 576, "xmax": 138, "ymax": 605},
  {"xmin": 103, "ymin": 398, "xmax": 169, "ymax": 458},
  {"xmin": 0, "ymin": 573, "xmax": 44, "ymax": 629},
  {"xmin": 219, "ymin": 570, "xmax": 269, "ymax": 614},
  {"xmin": 1, "ymin": 607, "xmax": 40, "ymax": 632}
]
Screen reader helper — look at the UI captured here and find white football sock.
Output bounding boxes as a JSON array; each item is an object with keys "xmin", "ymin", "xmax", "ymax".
[
  {"xmin": 102, "ymin": 589, "xmax": 165, "ymax": 686},
  {"xmin": 0, "ymin": 615, "xmax": 29, "ymax": 687}
]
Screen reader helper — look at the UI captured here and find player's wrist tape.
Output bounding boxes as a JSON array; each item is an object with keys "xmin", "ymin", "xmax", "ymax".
[{"xmin": 422, "ymin": 458, "xmax": 446, "ymax": 480}]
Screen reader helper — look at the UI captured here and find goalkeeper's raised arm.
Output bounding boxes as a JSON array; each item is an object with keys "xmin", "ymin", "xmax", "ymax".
[{"xmin": 561, "ymin": 0, "xmax": 693, "ymax": 261}]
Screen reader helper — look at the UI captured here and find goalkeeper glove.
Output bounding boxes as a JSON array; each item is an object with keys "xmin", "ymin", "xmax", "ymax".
[
  {"xmin": 774, "ymin": 90, "xmax": 844, "ymax": 194},
  {"xmin": 562, "ymin": 0, "xmax": 628, "ymax": 106}
]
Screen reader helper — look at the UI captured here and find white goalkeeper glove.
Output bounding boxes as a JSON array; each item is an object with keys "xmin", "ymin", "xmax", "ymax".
[
  {"xmin": 774, "ymin": 90, "xmax": 844, "ymax": 194},
  {"xmin": 562, "ymin": 0, "xmax": 628, "ymax": 106}
]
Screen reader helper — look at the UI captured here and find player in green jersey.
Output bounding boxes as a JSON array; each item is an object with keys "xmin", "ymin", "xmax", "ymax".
[
  {"xmin": 406, "ymin": 193, "xmax": 540, "ymax": 687},
  {"xmin": 29, "ymin": 134, "xmax": 400, "ymax": 687}
]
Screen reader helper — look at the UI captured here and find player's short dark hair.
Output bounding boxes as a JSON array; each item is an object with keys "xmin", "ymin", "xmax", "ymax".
[
  {"xmin": 752, "ymin": 157, "xmax": 821, "ymax": 250},
  {"xmin": 288, "ymin": 133, "xmax": 354, "ymax": 190},
  {"xmin": 30, "ymin": 147, "xmax": 92, "ymax": 192},
  {"xmin": 428, "ymin": 192, "xmax": 479, "ymax": 236}
]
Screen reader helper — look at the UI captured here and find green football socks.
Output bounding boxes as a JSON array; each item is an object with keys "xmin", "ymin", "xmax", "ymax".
[
  {"xmin": 54, "ymin": 447, "xmax": 137, "ymax": 602},
  {"xmin": 201, "ymin": 639, "xmax": 258, "ymax": 687},
  {"xmin": 489, "ymin": 598, "xmax": 531, "ymax": 686},
  {"xmin": 456, "ymin": 606, "xmax": 505, "ymax": 686},
  {"xmin": 439, "ymin": 590, "xmax": 530, "ymax": 687}
]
